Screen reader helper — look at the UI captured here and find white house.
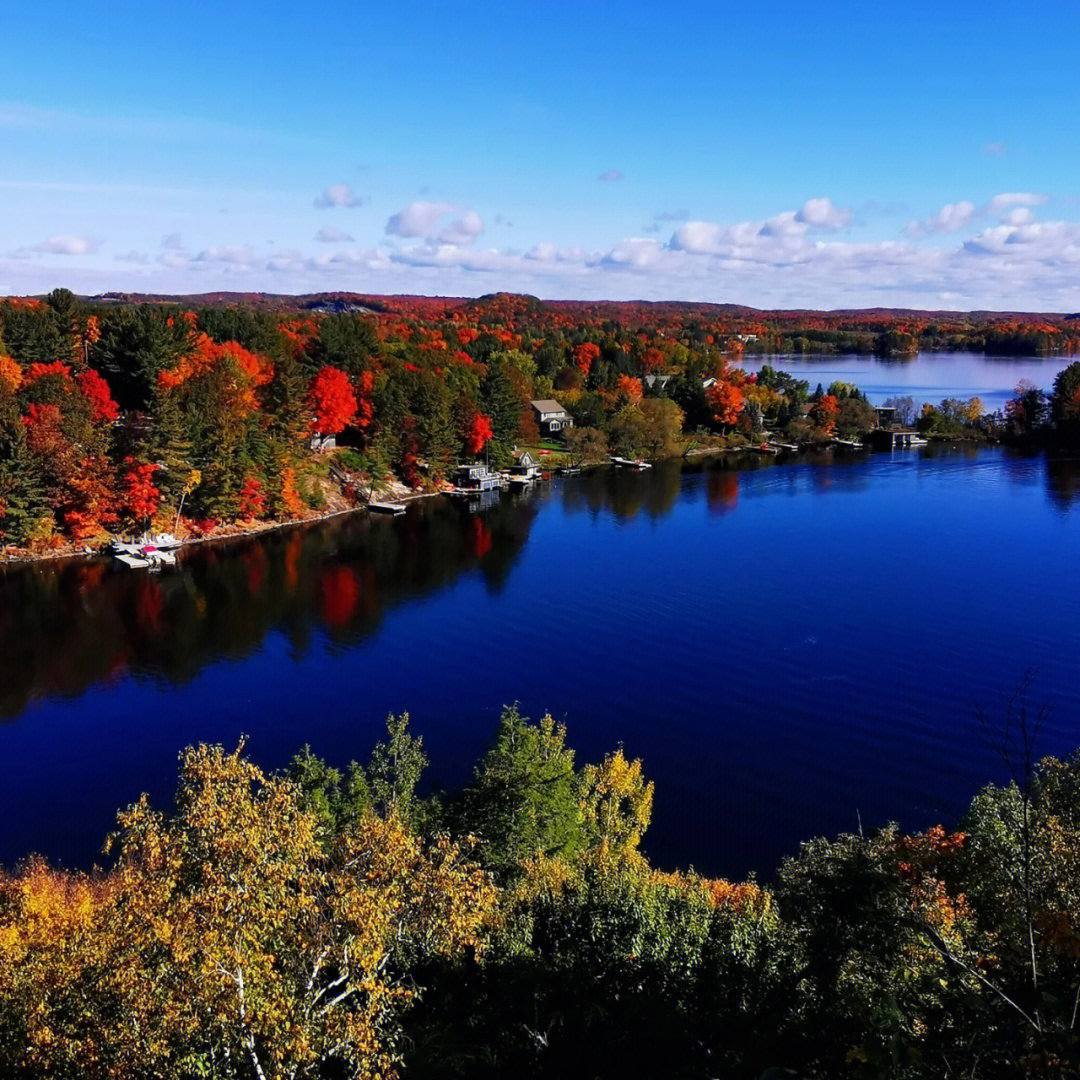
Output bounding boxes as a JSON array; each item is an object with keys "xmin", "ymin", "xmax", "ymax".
[{"xmin": 530, "ymin": 399, "xmax": 574, "ymax": 437}]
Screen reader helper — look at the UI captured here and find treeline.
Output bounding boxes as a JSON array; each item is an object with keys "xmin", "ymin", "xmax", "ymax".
[
  {"xmin": 4, "ymin": 705, "xmax": 1080, "ymax": 1078},
  {"xmin": 3, "ymin": 290, "xmax": 1079, "ymax": 553}
]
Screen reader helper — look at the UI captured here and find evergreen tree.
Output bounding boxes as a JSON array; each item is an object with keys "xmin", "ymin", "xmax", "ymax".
[
  {"xmin": 0, "ymin": 386, "xmax": 48, "ymax": 543},
  {"xmin": 463, "ymin": 705, "xmax": 584, "ymax": 876},
  {"xmin": 367, "ymin": 712, "xmax": 428, "ymax": 828},
  {"xmin": 89, "ymin": 307, "xmax": 189, "ymax": 410}
]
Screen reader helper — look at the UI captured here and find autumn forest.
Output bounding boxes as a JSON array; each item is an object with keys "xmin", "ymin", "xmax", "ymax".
[
  {"xmin": 5, "ymin": 704, "xmax": 1080, "ymax": 1079},
  {"xmin": 2, "ymin": 289, "xmax": 1079, "ymax": 556}
]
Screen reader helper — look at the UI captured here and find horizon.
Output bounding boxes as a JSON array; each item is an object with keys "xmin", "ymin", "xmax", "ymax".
[
  {"xmin": 17, "ymin": 288, "xmax": 1080, "ymax": 320},
  {"xmin": 4, "ymin": 1, "xmax": 1080, "ymax": 308}
]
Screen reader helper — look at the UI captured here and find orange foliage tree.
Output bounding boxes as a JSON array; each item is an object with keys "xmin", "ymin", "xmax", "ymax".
[
  {"xmin": 706, "ymin": 380, "xmax": 745, "ymax": 427},
  {"xmin": 0, "ymin": 354, "xmax": 22, "ymax": 391},
  {"xmin": 307, "ymin": 365, "xmax": 358, "ymax": 435},
  {"xmin": 811, "ymin": 393, "xmax": 840, "ymax": 436}
]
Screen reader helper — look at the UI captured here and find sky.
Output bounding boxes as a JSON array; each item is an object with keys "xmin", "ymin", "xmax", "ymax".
[{"xmin": 3, "ymin": 0, "xmax": 1080, "ymax": 309}]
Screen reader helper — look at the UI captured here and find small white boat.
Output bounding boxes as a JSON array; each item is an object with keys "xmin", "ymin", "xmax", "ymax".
[
  {"xmin": 111, "ymin": 531, "xmax": 182, "ymax": 555},
  {"xmin": 112, "ymin": 543, "xmax": 178, "ymax": 571}
]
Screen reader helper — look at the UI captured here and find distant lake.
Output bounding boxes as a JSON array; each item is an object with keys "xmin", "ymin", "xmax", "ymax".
[
  {"xmin": 2, "ymin": 441, "xmax": 1079, "ymax": 879},
  {"xmin": 756, "ymin": 350, "xmax": 1073, "ymax": 411}
]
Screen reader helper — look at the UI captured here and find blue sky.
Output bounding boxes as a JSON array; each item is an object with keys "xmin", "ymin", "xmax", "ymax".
[{"xmin": 3, "ymin": 0, "xmax": 1080, "ymax": 307}]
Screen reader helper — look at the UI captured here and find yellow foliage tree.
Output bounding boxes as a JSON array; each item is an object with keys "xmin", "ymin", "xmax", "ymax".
[
  {"xmin": 0, "ymin": 741, "xmax": 498, "ymax": 1079},
  {"xmin": 580, "ymin": 747, "xmax": 654, "ymax": 860}
]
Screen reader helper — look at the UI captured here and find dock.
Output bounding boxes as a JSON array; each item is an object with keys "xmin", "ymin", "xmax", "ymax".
[{"xmin": 368, "ymin": 501, "xmax": 406, "ymax": 516}]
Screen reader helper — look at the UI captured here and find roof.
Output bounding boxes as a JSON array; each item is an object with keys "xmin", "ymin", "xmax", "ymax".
[{"xmin": 531, "ymin": 399, "xmax": 569, "ymax": 414}]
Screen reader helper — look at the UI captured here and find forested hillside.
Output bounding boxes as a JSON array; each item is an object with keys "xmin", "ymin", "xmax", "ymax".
[{"xmin": 2, "ymin": 289, "xmax": 1078, "ymax": 553}]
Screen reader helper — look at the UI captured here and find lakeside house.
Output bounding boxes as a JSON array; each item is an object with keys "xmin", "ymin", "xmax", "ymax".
[
  {"xmin": 644, "ymin": 373, "xmax": 673, "ymax": 390},
  {"xmin": 874, "ymin": 405, "xmax": 898, "ymax": 428},
  {"xmin": 454, "ymin": 462, "xmax": 502, "ymax": 491},
  {"xmin": 530, "ymin": 399, "xmax": 573, "ymax": 437},
  {"xmin": 507, "ymin": 449, "xmax": 542, "ymax": 483},
  {"xmin": 310, "ymin": 433, "xmax": 337, "ymax": 451}
]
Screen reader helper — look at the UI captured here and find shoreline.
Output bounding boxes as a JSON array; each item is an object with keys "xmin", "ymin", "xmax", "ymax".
[
  {"xmin": 0, "ymin": 436, "xmax": 1002, "ymax": 569},
  {"xmin": 0, "ymin": 486, "xmax": 446, "ymax": 570}
]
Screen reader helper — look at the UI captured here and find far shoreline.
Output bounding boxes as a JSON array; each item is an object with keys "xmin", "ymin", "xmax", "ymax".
[{"xmin": 0, "ymin": 435, "xmax": 1007, "ymax": 570}]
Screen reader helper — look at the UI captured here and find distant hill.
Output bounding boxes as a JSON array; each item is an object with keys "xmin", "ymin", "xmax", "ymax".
[{"xmin": 65, "ymin": 291, "xmax": 1076, "ymax": 323}]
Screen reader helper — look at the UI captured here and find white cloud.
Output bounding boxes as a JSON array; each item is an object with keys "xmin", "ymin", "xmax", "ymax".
[
  {"xmin": 385, "ymin": 202, "xmax": 485, "ymax": 246},
  {"xmin": 598, "ymin": 169, "xmax": 624, "ymax": 182},
  {"xmin": 906, "ymin": 200, "xmax": 978, "ymax": 237},
  {"xmin": 314, "ymin": 183, "xmax": 363, "ymax": 208},
  {"xmin": 986, "ymin": 191, "xmax": 1047, "ymax": 215},
  {"xmin": 12, "ymin": 193, "xmax": 1080, "ymax": 310},
  {"xmin": 385, "ymin": 201, "xmax": 455, "ymax": 238},
  {"xmin": 602, "ymin": 238, "xmax": 670, "ymax": 270},
  {"xmin": 437, "ymin": 211, "xmax": 484, "ymax": 246},
  {"xmin": 759, "ymin": 211, "xmax": 809, "ymax": 239},
  {"xmin": 161, "ymin": 232, "xmax": 184, "ymax": 250},
  {"xmin": 670, "ymin": 221, "xmax": 727, "ymax": 254},
  {"xmin": 34, "ymin": 234, "xmax": 100, "ymax": 255},
  {"xmin": 194, "ymin": 245, "xmax": 253, "ymax": 266},
  {"xmin": 795, "ymin": 197, "xmax": 853, "ymax": 230},
  {"xmin": 315, "ymin": 226, "xmax": 355, "ymax": 243}
]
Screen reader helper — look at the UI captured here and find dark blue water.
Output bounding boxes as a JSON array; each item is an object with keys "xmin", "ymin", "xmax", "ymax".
[{"xmin": 2, "ymin": 446, "xmax": 1079, "ymax": 879}]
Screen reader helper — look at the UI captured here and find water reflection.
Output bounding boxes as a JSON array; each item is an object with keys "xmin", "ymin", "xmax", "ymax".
[
  {"xmin": 0, "ymin": 449, "xmax": 1075, "ymax": 721},
  {"xmin": 1046, "ymin": 457, "xmax": 1080, "ymax": 510},
  {"xmin": 0, "ymin": 494, "xmax": 539, "ymax": 718}
]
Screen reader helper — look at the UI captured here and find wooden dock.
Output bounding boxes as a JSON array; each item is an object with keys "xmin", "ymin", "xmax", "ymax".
[{"xmin": 368, "ymin": 501, "xmax": 406, "ymax": 516}]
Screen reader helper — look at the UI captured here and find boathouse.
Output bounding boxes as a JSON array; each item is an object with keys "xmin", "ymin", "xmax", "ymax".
[
  {"xmin": 508, "ymin": 449, "xmax": 541, "ymax": 480},
  {"xmin": 454, "ymin": 463, "xmax": 502, "ymax": 491},
  {"xmin": 868, "ymin": 429, "xmax": 928, "ymax": 450}
]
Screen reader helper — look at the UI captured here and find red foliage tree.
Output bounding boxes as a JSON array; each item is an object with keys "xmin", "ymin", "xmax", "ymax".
[
  {"xmin": 641, "ymin": 347, "xmax": 665, "ymax": 374},
  {"xmin": 307, "ymin": 366, "xmax": 357, "ymax": 435},
  {"xmin": 355, "ymin": 369, "xmax": 376, "ymax": 431},
  {"xmin": 75, "ymin": 370, "xmax": 119, "ymax": 423},
  {"xmin": 24, "ymin": 361, "xmax": 72, "ymax": 384},
  {"xmin": 121, "ymin": 459, "xmax": 161, "ymax": 524},
  {"xmin": 616, "ymin": 374, "xmax": 644, "ymax": 401},
  {"xmin": 237, "ymin": 476, "xmax": 267, "ymax": 520},
  {"xmin": 22, "ymin": 403, "xmax": 63, "ymax": 431},
  {"xmin": 573, "ymin": 342, "xmax": 601, "ymax": 375},
  {"xmin": 464, "ymin": 412, "xmax": 494, "ymax": 456}
]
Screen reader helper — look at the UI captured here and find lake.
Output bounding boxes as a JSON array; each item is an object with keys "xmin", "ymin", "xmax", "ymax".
[
  {"xmin": 1, "ymin": 355, "xmax": 1078, "ymax": 880},
  {"xmin": 757, "ymin": 350, "xmax": 1066, "ymax": 411}
]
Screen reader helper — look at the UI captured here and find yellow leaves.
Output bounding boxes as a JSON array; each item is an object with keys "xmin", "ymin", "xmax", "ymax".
[
  {"xmin": 1, "ymin": 741, "xmax": 502, "ymax": 1078},
  {"xmin": 581, "ymin": 747, "xmax": 654, "ymax": 859}
]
